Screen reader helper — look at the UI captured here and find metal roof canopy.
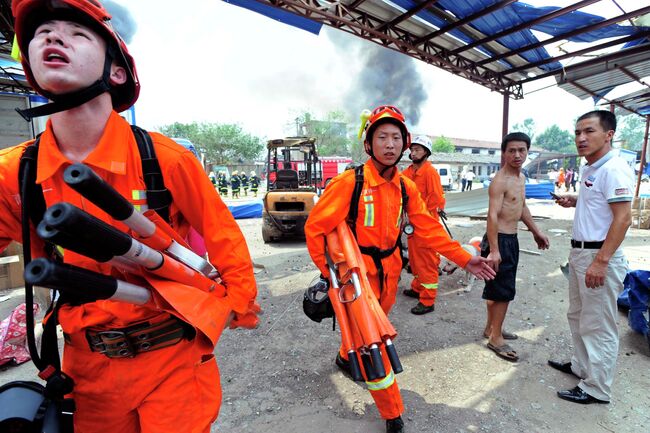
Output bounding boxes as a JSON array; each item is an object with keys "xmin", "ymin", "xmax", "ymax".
[
  {"xmin": 608, "ymin": 88, "xmax": 650, "ymax": 117},
  {"xmin": 237, "ymin": 0, "xmax": 650, "ymax": 106},
  {"xmin": 235, "ymin": 0, "xmax": 650, "ymax": 191}
]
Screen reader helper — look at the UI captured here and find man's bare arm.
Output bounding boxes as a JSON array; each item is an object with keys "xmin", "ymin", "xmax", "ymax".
[
  {"xmin": 521, "ymin": 203, "xmax": 550, "ymax": 250},
  {"xmin": 486, "ymin": 177, "xmax": 506, "ymax": 271},
  {"xmin": 585, "ymin": 201, "xmax": 631, "ymax": 288}
]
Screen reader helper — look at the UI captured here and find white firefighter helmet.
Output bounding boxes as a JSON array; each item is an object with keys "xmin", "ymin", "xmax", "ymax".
[{"xmin": 410, "ymin": 135, "xmax": 432, "ymax": 156}]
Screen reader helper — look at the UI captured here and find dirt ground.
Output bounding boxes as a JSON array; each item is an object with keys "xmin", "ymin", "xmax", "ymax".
[{"xmin": 2, "ymin": 200, "xmax": 649, "ymax": 433}]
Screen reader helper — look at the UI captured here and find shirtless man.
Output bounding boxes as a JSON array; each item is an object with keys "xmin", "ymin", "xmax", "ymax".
[{"xmin": 482, "ymin": 132, "xmax": 550, "ymax": 361}]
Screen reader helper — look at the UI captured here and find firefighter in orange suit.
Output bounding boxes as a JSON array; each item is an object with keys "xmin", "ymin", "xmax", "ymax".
[
  {"xmin": 401, "ymin": 135, "xmax": 446, "ymax": 315},
  {"xmin": 0, "ymin": 1, "xmax": 257, "ymax": 432},
  {"xmin": 304, "ymin": 106, "xmax": 495, "ymax": 433}
]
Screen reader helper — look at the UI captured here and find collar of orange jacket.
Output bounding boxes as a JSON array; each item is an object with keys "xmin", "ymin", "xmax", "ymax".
[
  {"xmin": 406, "ymin": 160, "xmax": 432, "ymax": 177},
  {"xmin": 365, "ymin": 160, "xmax": 402, "ymax": 189},
  {"xmin": 36, "ymin": 111, "xmax": 133, "ymax": 184}
]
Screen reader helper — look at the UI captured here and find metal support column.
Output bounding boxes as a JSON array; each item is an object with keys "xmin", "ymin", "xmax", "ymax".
[
  {"xmin": 501, "ymin": 93, "xmax": 510, "ymax": 167},
  {"xmin": 635, "ymin": 115, "xmax": 649, "ymax": 198}
]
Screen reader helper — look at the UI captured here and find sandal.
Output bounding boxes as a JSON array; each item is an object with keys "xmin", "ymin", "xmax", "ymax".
[{"xmin": 487, "ymin": 342, "xmax": 519, "ymax": 362}]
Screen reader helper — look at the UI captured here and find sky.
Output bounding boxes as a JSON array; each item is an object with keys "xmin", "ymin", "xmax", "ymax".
[{"xmin": 110, "ymin": 0, "xmax": 646, "ymax": 144}]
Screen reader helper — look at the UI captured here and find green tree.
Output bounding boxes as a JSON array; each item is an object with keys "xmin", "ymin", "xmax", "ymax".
[
  {"xmin": 158, "ymin": 122, "xmax": 264, "ymax": 164},
  {"xmin": 616, "ymin": 115, "xmax": 646, "ymax": 151},
  {"xmin": 534, "ymin": 124, "xmax": 574, "ymax": 153},
  {"xmin": 512, "ymin": 118, "xmax": 536, "ymax": 142},
  {"xmin": 296, "ymin": 110, "xmax": 353, "ymax": 156},
  {"xmin": 431, "ymin": 136, "xmax": 455, "ymax": 153}
]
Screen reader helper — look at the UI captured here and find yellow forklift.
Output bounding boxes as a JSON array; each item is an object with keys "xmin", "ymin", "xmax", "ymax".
[{"xmin": 262, "ymin": 137, "xmax": 321, "ymax": 243}]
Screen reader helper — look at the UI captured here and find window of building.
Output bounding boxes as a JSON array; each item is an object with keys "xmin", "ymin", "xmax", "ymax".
[
  {"xmin": 471, "ymin": 149, "xmax": 480, "ymax": 154},
  {"xmin": 488, "ymin": 150, "xmax": 495, "ymax": 155}
]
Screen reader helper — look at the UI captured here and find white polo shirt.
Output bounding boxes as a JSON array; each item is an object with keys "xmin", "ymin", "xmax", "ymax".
[{"xmin": 573, "ymin": 151, "xmax": 634, "ymax": 242}]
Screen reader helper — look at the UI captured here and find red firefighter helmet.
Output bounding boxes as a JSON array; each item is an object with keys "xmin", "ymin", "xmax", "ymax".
[{"xmin": 12, "ymin": 0, "xmax": 140, "ymax": 113}]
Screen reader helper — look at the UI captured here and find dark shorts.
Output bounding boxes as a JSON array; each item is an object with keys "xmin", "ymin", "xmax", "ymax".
[{"xmin": 480, "ymin": 233, "xmax": 519, "ymax": 302}]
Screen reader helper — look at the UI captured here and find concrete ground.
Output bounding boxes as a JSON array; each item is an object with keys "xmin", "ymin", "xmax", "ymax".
[{"xmin": 1, "ymin": 200, "xmax": 649, "ymax": 433}]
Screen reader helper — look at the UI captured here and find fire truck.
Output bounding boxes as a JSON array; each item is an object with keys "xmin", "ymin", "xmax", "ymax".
[{"xmin": 318, "ymin": 156, "xmax": 353, "ymax": 187}]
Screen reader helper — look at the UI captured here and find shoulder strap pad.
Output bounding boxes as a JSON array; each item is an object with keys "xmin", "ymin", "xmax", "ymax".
[
  {"xmin": 400, "ymin": 176, "xmax": 409, "ymax": 210},
  {"xmin": 18, "ymin": 139, "xmax": 45, "ymax": 229},
  {"xmin": 347, "ymin": 164, "xmax": 365, "ymax": 237}
]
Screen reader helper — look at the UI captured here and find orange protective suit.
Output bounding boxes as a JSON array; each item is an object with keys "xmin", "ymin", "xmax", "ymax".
[
  {"xmin": 402, "ymin": 161, "xmax": 446, "ymax": 307},
  {"xmin": 305, "ymin": 162, "xmax": 471, "ymax": 420},
  {"xmin": 0, "ymin": 112, "xmax": 256, "ymax": 432}
]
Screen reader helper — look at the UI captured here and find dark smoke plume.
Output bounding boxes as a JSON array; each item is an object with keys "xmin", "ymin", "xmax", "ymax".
[
  {"xmin": 327, "ymin": 29, "xmax": 428, "ymax": 128},
  {"xmin": 104, "ymin": 0, "xmax": 137, "ymax": 44}
]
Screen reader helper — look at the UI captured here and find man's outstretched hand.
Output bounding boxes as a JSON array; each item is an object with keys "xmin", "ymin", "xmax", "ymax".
[{"xmin": 465, "ymin": 256, "xmax": 497, "ymax": 280}]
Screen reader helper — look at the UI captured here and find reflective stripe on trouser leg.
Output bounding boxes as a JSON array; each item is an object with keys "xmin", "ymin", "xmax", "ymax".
[
  {"xmin": 408, "ymin": 241, "xmax": 440, "ymax": 306},
  {"xmin": 364, "ymin": 348, "xmax": 403, "ymax": 420}
]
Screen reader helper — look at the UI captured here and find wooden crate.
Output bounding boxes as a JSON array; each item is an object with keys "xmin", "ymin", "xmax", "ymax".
[
  {"xmin": 0, "ymin": 242, "xmax": 24, "ymax": 290},
  {"xmin": 632, "ymin": 209, "xmax": 650, "ymax": 230}
]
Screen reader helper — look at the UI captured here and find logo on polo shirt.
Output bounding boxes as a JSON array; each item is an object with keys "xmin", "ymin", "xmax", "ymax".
[
  {"xmin": 584, "ymin": 175, "xmax": 595, "ymax": 188},
  {"xmin": 615, "ymin": 187, "xmax": 630, "ymax": 196}
]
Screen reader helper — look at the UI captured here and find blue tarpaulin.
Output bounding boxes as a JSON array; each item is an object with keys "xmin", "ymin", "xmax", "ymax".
[
  {"xmin": 222, "ymin": 0, "xmax": 322, "ymax": 35},
  {"xmin": 228, "ymin": 200, "xmax": 263, "ymax": 219},
  {"xmin": 618, "ymin": 270, "xmax": 650, "ymax": 336},
  {"xmin": 525, "ymin": 181, "xmax": 554, "ymax": 199},
  {"xmin": 483, "ymin": 180, "xmax": 554, "ymax": 200}
]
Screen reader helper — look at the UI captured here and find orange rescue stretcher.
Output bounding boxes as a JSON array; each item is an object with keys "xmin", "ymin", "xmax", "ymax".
[{"xmin": 325, "ymin": 222, "xmax": 403, "ymax": 382}]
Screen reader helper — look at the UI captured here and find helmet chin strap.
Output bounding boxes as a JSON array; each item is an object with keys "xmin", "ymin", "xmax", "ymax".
[{"xmin": 16, "ymin": 50, "xmax": 114, "ymax": 122}]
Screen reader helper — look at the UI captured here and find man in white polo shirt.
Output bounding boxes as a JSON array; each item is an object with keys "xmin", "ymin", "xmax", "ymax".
[{"xmin": 549, "ymin": 110, "xmax": 633, "ymax": 404}]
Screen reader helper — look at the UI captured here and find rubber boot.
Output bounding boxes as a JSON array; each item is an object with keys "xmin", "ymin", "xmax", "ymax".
[
  {"xmin": 386, "ymin": 416, "xmax": 404, "ymax": 433},
  {"xmin": 402, "ymin": 289, "xmax": 418, "ymax": 299},
  {"xmin": 411, "ymin": 302, "xmax": 434, "ymax": 315}
]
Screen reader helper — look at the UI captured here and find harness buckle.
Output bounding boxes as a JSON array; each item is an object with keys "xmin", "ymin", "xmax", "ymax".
[{"xmin": 94, "ymin": 330, "xmax": 136, "ymax": 358}]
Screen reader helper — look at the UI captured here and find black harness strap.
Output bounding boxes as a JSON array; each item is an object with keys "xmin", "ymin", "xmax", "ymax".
[
  {"xmin": 131, "ymin": 125, "xmax": 172, "ymax": 222},
  {"xmin": 346, "ymin": 164, "xmax": 409, "ymax": 294},
  {"xmin": 346, "ymin": 165, "xmax": 365, "ymax": 238}
]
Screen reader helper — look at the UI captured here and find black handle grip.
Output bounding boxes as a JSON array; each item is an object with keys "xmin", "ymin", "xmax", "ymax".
[
  {"xmin": 64, "ymin": 163, "xmax": 134, "ymax": 221},
  {"xmin": 361, "ymin": 352, "xmax": 378, "ymax": 381},
  {"xmin": 385, "ymin": 342, "xmax": 403, "ymax": 374},
  {"xmin": 348, "ymin": 353, "xmax": 364, "ymax": 382},
  {"xmin": 43, "ymin": 202, "xmax": 132, "ymax": 257},
  {"xmin": 37, "ymin": 221, "xmax": 114, "ymax": 262},
  {"xmin": 369, "ymin": 346, "xmax": 386, "ymax": 379},
  {"xmin": 24, "ymin": 258, "xmax": 118, "ymax": 301}
]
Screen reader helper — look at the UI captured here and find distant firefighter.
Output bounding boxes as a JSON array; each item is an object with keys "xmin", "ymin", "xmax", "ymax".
[
  {"xmin": 218, "ymin": 171, "xmax": 228, "ymax": 196},
  {"xmin": 231, "ymin": 170, "xmax": 241, "ymax": 199},
  {"xmin": 241, "ymin": 172, "xmax": 249, "ymax": 196},
  {"xmin": 250, "ymin": 171, "xmax": 260, "ymax": 197}
]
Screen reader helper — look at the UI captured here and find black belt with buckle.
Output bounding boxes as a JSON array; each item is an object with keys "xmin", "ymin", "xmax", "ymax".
[
  {"xmin": 571, "ymin": 240, "xmax": 604, "ymax": 249},
  {"xmin": 84, "ymin": 317, "xmax": 192, "ymax": 359}
]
